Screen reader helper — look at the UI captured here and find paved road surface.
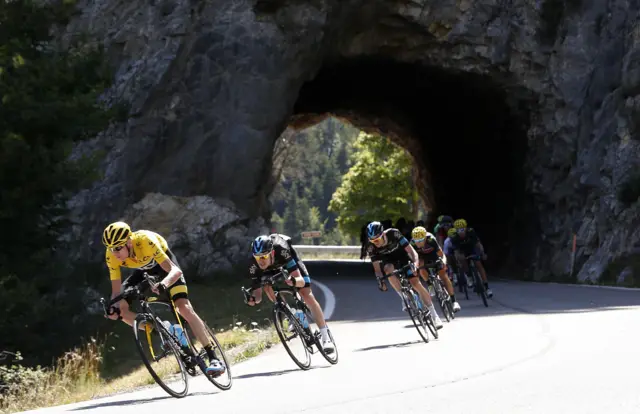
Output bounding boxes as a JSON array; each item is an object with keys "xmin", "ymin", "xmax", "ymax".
[{"xmin": 24, "ymin": 269, "xmax": 640, "ymax": 414}]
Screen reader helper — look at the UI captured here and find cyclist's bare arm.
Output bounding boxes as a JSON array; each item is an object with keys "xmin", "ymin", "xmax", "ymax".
[
  {"xmin": 158, "ymin": 258, "xmax": 182, "ymax": 287},
  {"xmin": 372, "ymin": 260, "xmax": 384, "ymax": 278},
  {"xmin": 286, "ymin": 268, "xmax": 306, "ymax": 287},
  {"xmin": 248, "ymin": 287, "xmax": 263, "ymax": 305},
  {"xmin": 475, "ymin": 242, "xmax": 487, "ymax": 258},
  {"xmin": 403, "ymin": 244, "xmax": 420, "ymax": 266},
  {"xmin": 111, "ymin": 279, "xmax": 122, "ymax": 299}
]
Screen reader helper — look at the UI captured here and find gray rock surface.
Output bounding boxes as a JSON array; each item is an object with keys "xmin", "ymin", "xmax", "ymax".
[{"xmin": 64, "ymin": 0, "xmax": 640, "ymax": 282}]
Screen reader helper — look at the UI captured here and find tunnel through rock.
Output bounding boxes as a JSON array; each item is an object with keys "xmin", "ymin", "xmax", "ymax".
[{"xmin": 290, "ymin": 57, "xmax": 530, "ymax": 265}]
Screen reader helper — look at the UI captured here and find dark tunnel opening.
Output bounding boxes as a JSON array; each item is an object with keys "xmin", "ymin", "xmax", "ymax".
[{"xmin": 291, "ymin": 57, "xmax": 530, "ymax": 266}]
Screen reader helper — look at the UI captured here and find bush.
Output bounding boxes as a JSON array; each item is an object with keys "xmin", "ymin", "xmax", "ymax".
[
  {"xmin": 0, "ymin": 0, "xmax": 126, "ymax": 364},
  {"xmin": 0, "ymin": 340, "xmax": 103, "ymax": 413}
]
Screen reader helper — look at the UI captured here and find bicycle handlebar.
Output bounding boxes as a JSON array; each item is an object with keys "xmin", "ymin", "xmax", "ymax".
[
  {"xmin": 240, "ymin": 267, "xmax": 294, "ymax": 304},
  {"xmin": 99, "ymin": 273, "xmax": 158, "ymax": 317},
  {"xmin": 377, "ymin": 263, "xmax": 415, "ymax": 281}
]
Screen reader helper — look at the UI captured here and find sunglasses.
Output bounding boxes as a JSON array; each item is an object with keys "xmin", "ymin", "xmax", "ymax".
[
  {"xmin": 110, "ymin": 245, "xmax": 126, "ymax": 253},
  {"xmin": 253, "ymin": 252, "xmax": 272, "ymax": 261},
  {"xmin": 369, "ymin": 234, "xmax": 384, "ymax": 243},
  {"xmin": 413, "ymin": 237, "xmax": 426, "ymax": 243}
]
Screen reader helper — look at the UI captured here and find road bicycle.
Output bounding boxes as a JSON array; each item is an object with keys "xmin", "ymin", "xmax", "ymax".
[
  {"xmin": 378, "ymin": 263, "xmax": 439, "ymax": 343},
  {"xmin": 241, "ymin": 268, "xmax": 338, "ymax": 370},
  {"xmin": 101, "ymin": 273, "xmax": 232, "ymax": 397}
]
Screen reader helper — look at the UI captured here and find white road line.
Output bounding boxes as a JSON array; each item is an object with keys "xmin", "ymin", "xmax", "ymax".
[{"xmin": 313, "ymin": 279, "xmax": 336, "ymax": 320}]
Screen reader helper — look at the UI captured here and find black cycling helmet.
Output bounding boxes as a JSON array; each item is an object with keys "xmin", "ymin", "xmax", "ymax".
[
  {"xmin": 438, "ymin": 215, "xmax": 453, "ymax": 224},
  {"xmin": 252, "ymin": 235, "xmax": 273, "ymax": 255},
  {"xmin": 367, "ymin": 221, "xmax": 384, "ymax": 239}
]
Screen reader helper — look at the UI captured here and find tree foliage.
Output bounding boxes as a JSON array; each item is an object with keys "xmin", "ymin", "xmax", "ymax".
[
  {"xmin": 0, "ymin": 0, "xmax": 124, "ymax": 364},
  {"xmin": 269, "ymin": 118, "xmax": 358, "ymax": 244},
  {"xmin": 328, "ymin": 132, "xmax": 420, "ymax": 238}
]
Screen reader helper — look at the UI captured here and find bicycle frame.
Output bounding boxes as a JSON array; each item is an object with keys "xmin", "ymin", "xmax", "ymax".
[
  {"xmin": 379, "ymin": 263, "xmax": 418, "ymax": 292},
  {"xmin": 249, "ymin": 270, "xmax": 318, "ymax": 346},
  {"xmin": 101, "ymin": 274, "xmax": 195, "ymax": 362}
]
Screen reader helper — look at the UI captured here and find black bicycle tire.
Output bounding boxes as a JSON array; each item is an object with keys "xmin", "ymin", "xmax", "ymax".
[
  {"xmin": 200, "ymin": 323, "xmax": 233, "ymax": 390},
  {"xmin": 423, "ymin": 308, "xmax": 440, "ymax": 339},
  {"xmin": 133, "ymin": 315, "xmax": 189, "ymax": 398},
  {"xmin": 403, "ymin": 291, "xmax": 430, "ymax": 343},
  {"xmin": 298, "ymin": 304, "xmax": 339, "ymax": 365},
  {"xmin": 440, "ymin": 279, "xmax": 455, "ymax": 321},
  {"xmin": 462, "ymin": 272, "xmax": 470, "ymax": 300},
  {"xmin": 471, "ymin": 265, "xmax": 488, "ymax": 307},
  {"xmin": 434, "ymin": 279, "xmax": 451, "ymax": 322},
  {"xmin": 272, "ymin": 305, "xmax": 312, "ymax": 370},
  {"xmin": 315, "ymin": 327, "xmax": 339, "ymax": 365}
]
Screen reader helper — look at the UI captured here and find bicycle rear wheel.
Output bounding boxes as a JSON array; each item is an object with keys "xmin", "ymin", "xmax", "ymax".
[
  {"xmin": 301, "ymin": 305, "xmax": 338, "ymax": 365},
  {"xmin": 272, "ymin": 305, "xmax": 312, "ymax": 370},
  {"xmin": 197, "ymin": 323, "xmax": 233, "ymax": 390},
  {"xmin": 133, "ymin": 315, "xmax": 189, "ymax": 398},
  {"xmin": 403, "ymin": 291, "xmax": 430, "ymax": 343}
]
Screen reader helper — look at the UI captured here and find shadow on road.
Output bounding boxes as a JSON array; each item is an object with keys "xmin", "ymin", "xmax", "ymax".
[
  {"xmin": 354, "ymin": 340, "xmax": 423, "ymax": 352},
  {"xmin": 316, "ymin": 272, "xmax": 640, "ymax": 322},
  {"xmin": 234, "ymin": 365, "xmax": 332, "ymax": 380},
  {"xmin": 68, "ymin": 391, "xmax": 213, "ymax": 411}
]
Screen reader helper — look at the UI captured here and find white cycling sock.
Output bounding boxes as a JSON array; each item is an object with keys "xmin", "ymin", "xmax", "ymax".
[
  {"xmin": 320, "ymin": 326, "xmax": 329, "ymax": 341},
  {"xmin": 428, "ymin": 303, "xmax": 439, "ymax": 318}
]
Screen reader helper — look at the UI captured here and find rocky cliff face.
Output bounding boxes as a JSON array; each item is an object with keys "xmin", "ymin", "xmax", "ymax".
[{"xmin": 65, "ymin": 0, "xmax": 640, "ymax": 282}]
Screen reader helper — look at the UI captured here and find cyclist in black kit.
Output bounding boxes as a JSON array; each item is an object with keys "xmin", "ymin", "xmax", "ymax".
[
  {"xmin": 363, "ymin": 221, "xmax": 443, "ymax": 329},
  {"xmin": 244, "ymin": 233, "xmax": 334, "ymax": 353}
]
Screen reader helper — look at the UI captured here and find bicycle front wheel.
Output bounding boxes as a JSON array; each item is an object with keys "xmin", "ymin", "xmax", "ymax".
[
  {"xmin": 471, "ymin": 266, "xmax": 488, "ymax": 307},
  {"xmin": 437, "ymin": 279, "xmax": 455, "ymax": 321},
  {"xmin": 272, "ymin": 306, "xmax": 312, "ymax": 370},
  {"xmin": 133, "ymin": 315, "xmax": 189, "ymax": 398},
  {"xmin": 403, "ymin": 291, "xmax": 430, "ymax": 343},
  {"xmin": 433, "ymin": 280, "xmax": 451, "ymax": 322}
]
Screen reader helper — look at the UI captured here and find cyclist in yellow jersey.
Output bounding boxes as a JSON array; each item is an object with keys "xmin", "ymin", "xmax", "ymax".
[{"xmin": 102, "ymin": 221, "xmax": 225, "ymax": 376}]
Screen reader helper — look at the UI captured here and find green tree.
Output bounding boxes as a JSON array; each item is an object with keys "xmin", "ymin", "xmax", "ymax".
[
  {"xmin": 0, "ymin": 0, "xmax": 123, "ymax": 364},
  {"xmin": 328, "ymin": 132, "xmax": 419, "ymax": 238}
]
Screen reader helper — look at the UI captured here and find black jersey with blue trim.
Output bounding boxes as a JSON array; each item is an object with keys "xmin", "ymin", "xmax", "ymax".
[
  {"xmin": 365, "ymin": 228, "xmax": 410, "ymax": 262},
  {"xmin": 248, "ymin": 234, "xmax": 308, "ymax": 287}
]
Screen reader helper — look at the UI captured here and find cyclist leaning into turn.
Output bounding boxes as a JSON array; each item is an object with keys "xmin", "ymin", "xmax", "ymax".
[
  {"xmin": 410, "ymin": 226, "xmax": 461, "ymax": 313},
  {"xmin": 364, "ymin": 221, "xmax": 443, "ymax": 329},
  {"xmin": 102, "ymin": 221, "xmax": 226, "ymax": 376},
  {"xmin": 244, "ymin": 233, "xmax": 335, "ymax": 353},
  {"xmin": 450, "ymin": 218, "xmax": 493, "ymax": 297}
]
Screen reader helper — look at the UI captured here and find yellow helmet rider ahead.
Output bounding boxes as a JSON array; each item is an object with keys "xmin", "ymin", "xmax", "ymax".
[
  {"xmin": 411, "ymin": 226, "xmax": 428, "ymax": 241},
  {"xmin": 453, "ymin": 219, "xmax": 467, "ymax": 229}
]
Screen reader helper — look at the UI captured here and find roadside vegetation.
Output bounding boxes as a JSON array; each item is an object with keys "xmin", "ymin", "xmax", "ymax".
[{"xmin": 1, "ymin": 283, "xmax": 278, "ymax": 414}]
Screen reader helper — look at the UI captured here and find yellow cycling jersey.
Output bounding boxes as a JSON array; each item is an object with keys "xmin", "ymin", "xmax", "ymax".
[{"xmin": 105, "ymin": 230, "xmax": 170, "ymax": 281}]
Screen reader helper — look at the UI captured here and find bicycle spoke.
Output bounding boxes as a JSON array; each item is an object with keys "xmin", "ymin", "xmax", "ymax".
[{"xmin": 133, "ymin": 316, "xmax": 189, "ymax": 398}]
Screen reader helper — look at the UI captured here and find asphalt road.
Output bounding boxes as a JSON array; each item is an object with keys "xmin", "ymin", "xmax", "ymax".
[{"xmin": 24, "ymin": 262, "xmax": 640, "ymax": 414}]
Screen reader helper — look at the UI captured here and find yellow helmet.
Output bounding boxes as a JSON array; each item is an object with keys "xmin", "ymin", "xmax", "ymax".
[
  {"xmin": 454, "ymin": 219, "xmax": 467, "ymax": 229},
  {"xmin": 411, "ymin": 226, "xmax": 427, "ymax": 240},
  {"xmin": 447, "ymin": 228, "xmax": 457, "ymax": 238},
  {"xmin": 102, "ymin": 221, "xmax": 131, "ymax": 248}
]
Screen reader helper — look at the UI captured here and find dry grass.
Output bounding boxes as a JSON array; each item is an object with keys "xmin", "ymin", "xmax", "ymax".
[{"xmin": 1, "ymin": 319, "xmax": 279, "ymax": 414}]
